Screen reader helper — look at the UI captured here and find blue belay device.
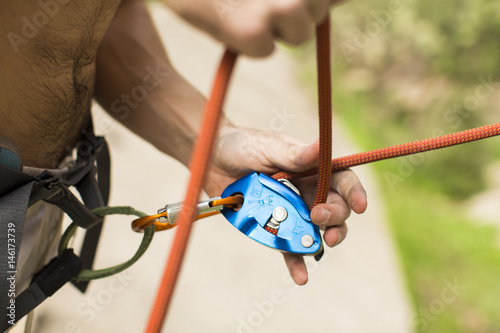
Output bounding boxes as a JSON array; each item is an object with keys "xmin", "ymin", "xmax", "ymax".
[{"xmin": 221, "ymin": 172, "xmax": 324, "ymax": 260}]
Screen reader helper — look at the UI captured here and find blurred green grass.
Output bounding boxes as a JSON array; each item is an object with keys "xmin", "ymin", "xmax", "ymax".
[
  {"xmin": 294, "ymin": 0, "xmax": 500, "ymax": 331},
  {"xmin": 331, "ymin": 92, "xmax": 500, "ymax": 332},
  {"xmin": 389, "ymin": 185, "xmax": 500, "ymax": 332}
]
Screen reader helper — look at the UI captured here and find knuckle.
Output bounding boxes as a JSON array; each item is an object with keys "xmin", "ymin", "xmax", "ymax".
[
  {"xmin": 286, "ymin": 143, "xmax": 299, "ymax": 164},
  {"xmin": 240, "ymin": 27, "xmax": 274, "ymax": 57},
  {"xmin": 331, "ymin": 199, "xmax": 351, "ymax": 222},
  {"xmin": 241, "ymin": 23, "xmax": 266, "ymax": 41},
  {"xmin": 333, "ymin": 169, "xmax": 359, "ymax": 194},
  {"xmin": 338, "ymin": 205, "xmax": 351, "ymax": 221},
  {"xmin": 226, "ymin": 21, "xmax": 275, "ymax": 57},
  {"xmin": 314, "ymin": 201, "xmax": 350, "ymax": 226}
]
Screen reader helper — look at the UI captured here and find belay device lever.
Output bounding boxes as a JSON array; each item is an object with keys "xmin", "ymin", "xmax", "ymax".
[{"xmin": 221, "ymin": 172, "xmax": 324, "ymax": 261}]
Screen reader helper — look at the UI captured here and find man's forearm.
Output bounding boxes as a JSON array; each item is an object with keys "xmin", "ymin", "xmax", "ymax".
[{"xmin": 94, "ymin": 0, "xmax": 229, "ymax": 166}]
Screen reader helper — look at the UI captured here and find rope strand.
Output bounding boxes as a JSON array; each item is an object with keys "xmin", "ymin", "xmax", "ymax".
[
  {"xmin": 144, "ymin": 50, "xmax": 237, "ymax": 333},
  {"xmin": 311, "ymin": 17, "xmax": 333, "ymax": 208},
  {"xmin": 272, "ymin": 122, "xmax": 500, "ymax": 181}
]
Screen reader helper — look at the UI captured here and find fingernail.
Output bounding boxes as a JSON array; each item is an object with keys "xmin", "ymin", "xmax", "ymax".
[
  {"xmin": 317, "ymin": 208, "xmax": 331, "ymax": 225},
  {"xmin": 335, "ymin": 231, "xmax": 343, "ymax": 246}
]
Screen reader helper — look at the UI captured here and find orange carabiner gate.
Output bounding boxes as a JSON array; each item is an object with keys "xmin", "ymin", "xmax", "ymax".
[{"xmin": 131, "ymin": 195, "xmax": 244, "ymax": 233}]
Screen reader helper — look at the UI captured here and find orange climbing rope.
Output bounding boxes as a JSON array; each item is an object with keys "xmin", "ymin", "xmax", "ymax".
[
  {"xmin": 310, "ymin": 17, "xmax": 333, "ymax": 208},
  {"xmin": 144, "ymin": 51, "xmax": 237, "ymax": 333},
  {"xmin": 143, "ymin": 13, "xmax": 500, "ymax": 333},
  {"xmin": 144, "ymin": 19, "xmax": 334, "ymax": 331},
  {"xmin": 272, "ymin": 122, "xmax": 500, "ymax": 181}
]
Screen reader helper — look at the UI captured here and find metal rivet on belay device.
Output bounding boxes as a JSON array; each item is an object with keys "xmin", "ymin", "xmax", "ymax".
[
  {"xmin": 272, "ymin": 207, "xmax": 287, "ymax": 222},
  {"xmin": 300, "ymin": 235, "xmax": 314, "ymax": 248}
]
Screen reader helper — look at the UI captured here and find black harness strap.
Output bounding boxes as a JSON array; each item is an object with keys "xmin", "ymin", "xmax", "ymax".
[
  {"xmin": 0, "ymin": 128, "xmax": 111, "ymax": 331},
  {"xmin": 5, "ymin": 249, "xmax": 83, "ymax": 331},
  {"xmin": 72, "ymin": 136, "xmax": 110, "ymax": 293},
  {"xmin": 30, "ymin": 173, "xmax": 103, "ymax": 229}
]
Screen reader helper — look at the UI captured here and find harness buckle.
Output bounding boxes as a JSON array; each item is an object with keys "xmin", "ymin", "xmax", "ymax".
[{"xmin": 220, "ymin": 172, "xmax": 324, "ymax": 260}]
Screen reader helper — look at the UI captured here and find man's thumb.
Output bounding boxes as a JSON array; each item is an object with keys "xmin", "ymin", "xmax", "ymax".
[{"xmin": 287, "ymin": 138, "xmax": 320, "ymax": 171}]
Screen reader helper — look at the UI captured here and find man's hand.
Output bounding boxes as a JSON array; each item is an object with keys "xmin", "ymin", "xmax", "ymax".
[
  {"xmin": 97, "ymin": 0, "xmax": 362, "ymax": 286},
  {"xmin": 164, "ymin": 0, "xmax": 344, "ymax": 57},
  {"xmin": 205, "ymin": 126, "xmax": 367, "ymax": 285}
]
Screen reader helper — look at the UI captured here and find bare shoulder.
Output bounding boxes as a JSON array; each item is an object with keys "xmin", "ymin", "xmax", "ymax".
[{"xmin": 0, "ymin": 0, "xmax": 121, "ymax": 167}]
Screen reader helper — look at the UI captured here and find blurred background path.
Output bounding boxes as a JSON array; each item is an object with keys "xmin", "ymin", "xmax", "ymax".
[
  {"xmin": 467, "ymin": 163, "xmax": 500, "ymax": 244},
  {"xmin": 34, "ymin": 4, "xmax": 413, "ymax": 333}
]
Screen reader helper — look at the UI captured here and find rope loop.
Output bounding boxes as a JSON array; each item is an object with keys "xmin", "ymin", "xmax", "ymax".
[{"xmin": 58, "ymin": 206, "xmax": 155, "ymax": 281}]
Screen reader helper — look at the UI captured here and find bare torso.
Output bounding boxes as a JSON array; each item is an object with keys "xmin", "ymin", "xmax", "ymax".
[{"xmin": 0, "ymin": 0, "xmax": 121, "ymax": 168}]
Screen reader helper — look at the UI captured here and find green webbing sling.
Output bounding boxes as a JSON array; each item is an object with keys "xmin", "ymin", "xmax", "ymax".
[
  {"xmin": 3, "ymin": 205, "xmax": 155, "ymax": 331},
  {"xmin": 59, "ymin": 206, "xmax": 155, "ymax": 281},
  {"xmin": 0, "ymin": 126, "xmax": 155, "ymax": 331}
]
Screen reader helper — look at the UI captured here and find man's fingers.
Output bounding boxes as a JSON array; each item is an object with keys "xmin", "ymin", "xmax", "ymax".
[
  {"xmin": 169, "ymin": 0, "xmax": 348, "ymax": 58},
  {"xmin": 310, "ymin": 197, "xmax": 351, "ymax": 227},
  {"xmin": 349, "ymin": 184, "xmax": 368, "ymax": 214},
  {"xmin": 271, "ymin": 0, "xmax": 312, "ymax": 45},
  {"xmin": 330, "ymin": 169, "xmax": 367, "ymax": 214},
  {"xmin": 323, "ymin": 222, "xmax": 347, "ymax": 247},
  {"xmin": 220, "ymin": 0, "xmax": 334, "ymax": 57},
  {"xmin": 223, "ymin": 10, "xmax": 276, "ymax": 57},
  {"xmin": 283, "ymin": 252, "xmax": 308, "ymax": 285},
  {"xmin": 285, "ymin": 138, "xmax": 319, "ymax": 170},
  {"xmin": 262, "ymin": 136, "xmax": 319, "ymax": 172}
]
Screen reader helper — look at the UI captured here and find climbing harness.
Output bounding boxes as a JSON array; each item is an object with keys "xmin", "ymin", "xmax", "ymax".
[
  {"xmin": 1, "ymin": 10, "xmax": 499, "ymax": 333},
  {"xmin": 0, "ymin": 126, "xmax": 154, "ymax": 331},
  {"xmin": 0, "ymin": 125, "xmax": 111, "ymax": 331}
]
